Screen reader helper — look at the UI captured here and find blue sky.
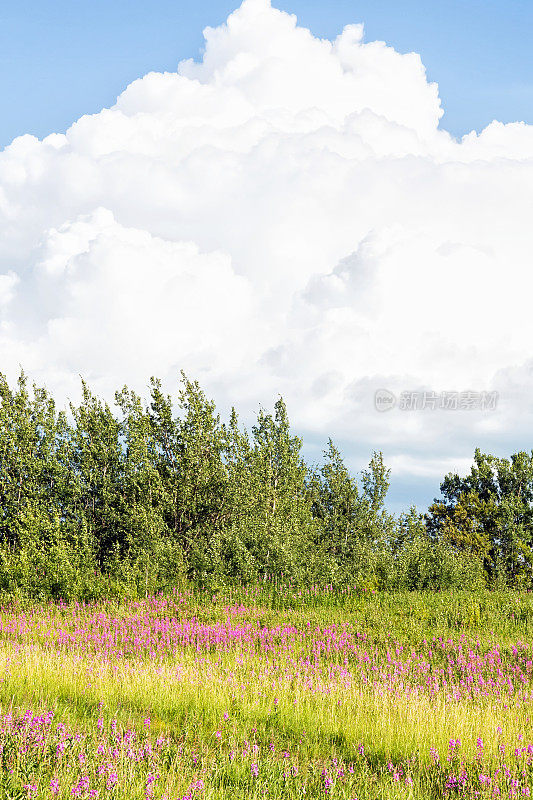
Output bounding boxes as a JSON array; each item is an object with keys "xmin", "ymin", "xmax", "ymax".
[
  {"xmin": 1, "ymin": 0, "xmax": 532, "ymax": 516},
  {"xmin": 1, "ymin": 0, "xmax": 532, "ymax": 149}
]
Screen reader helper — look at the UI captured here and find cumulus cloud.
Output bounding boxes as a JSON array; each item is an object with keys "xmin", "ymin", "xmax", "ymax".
[{"xmin": 1, "ymin": 0, "xmax": 532, "ymax": 506}]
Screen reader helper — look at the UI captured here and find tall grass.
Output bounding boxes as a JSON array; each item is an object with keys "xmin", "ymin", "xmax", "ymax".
[{"xmin": 0, "ymin": 587, "xmax": 532, "ymax": 798}]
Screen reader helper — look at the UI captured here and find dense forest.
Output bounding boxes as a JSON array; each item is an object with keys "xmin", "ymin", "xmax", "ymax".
[{"xmin": 0, "ymin": 371, "xmax": 531, "ymax": 599}]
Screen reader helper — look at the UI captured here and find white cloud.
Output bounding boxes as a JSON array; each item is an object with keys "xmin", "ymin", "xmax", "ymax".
[
  {"xmin": 0, "ymin": 0, "xmax": 532, "ymax": 504},
  {"xmin": 0, "ymin": 271, "xmax": 18, "ymax": 307},
  {"xmin": 386, "ymin": 454, "xmax": 476, "ymax": 480}
]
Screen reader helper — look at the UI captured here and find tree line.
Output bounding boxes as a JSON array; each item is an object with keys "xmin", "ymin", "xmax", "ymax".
[{"xmin": 0, "ymin": 371, "xmax": 530, "ymax": 599}]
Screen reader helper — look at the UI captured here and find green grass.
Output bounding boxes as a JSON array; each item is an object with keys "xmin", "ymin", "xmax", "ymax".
[{"xmin": 0, "ymin": 588, "xmax": 532, "ymax": 798}]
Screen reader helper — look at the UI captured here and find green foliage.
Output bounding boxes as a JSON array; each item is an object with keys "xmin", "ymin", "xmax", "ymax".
[
  {"xmin": 308, "ymin": 442, "xmax": 396, "ymax": 586},
  {"xmin": 0, "ymin": 370, "xmax": 528, "ymax": 598},
  {"xmin": 426, "ymin": 447, "xmax": 533, "ymax": 585}
]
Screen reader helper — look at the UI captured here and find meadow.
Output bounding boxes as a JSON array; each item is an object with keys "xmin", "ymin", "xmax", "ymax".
[{"xmin": 0, "ymin": 586, "xmax": 533, "ymax": 799}]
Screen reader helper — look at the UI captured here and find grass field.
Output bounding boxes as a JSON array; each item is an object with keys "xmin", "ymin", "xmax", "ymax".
[{"xmin": 0, "ymin": 585, "xmax": 532, "ymax": 798}]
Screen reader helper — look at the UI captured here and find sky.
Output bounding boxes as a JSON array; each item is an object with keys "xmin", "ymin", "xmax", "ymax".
[
  {"xmin": 1, "ymin": 0, "xmax": 533, "ymax": 513},
  {"xmin": 2, "ymin": 0, "xmax": 533, "ymax": 148}
]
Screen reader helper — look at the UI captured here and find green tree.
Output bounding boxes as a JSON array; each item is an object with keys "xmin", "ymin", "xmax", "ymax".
[
  {"xmin": 426, "ymin": 447, "xmax": 533, "ymax": 585},
  {"xmin": 70, "ymin": 381, "xmax": 125, "ymax": 569},
  {"xmin": 309, "ymin": 444, "xmax": 394, "ymax": 584}
]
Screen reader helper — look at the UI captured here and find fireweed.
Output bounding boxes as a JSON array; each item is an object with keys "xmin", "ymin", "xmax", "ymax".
[{"xmin": 0, "ymin": 587, "xmax": 532, "ymax": 798}]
